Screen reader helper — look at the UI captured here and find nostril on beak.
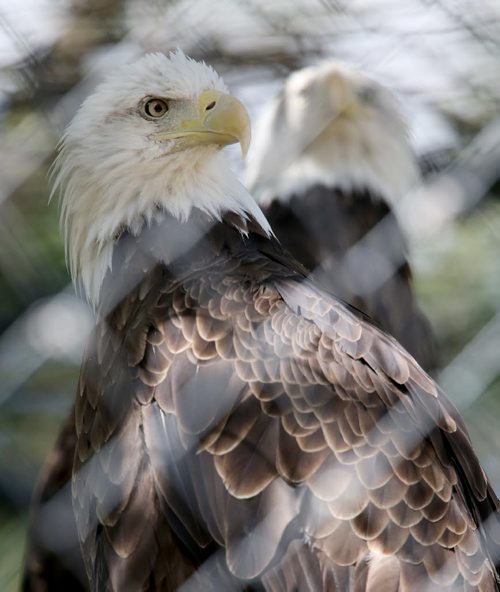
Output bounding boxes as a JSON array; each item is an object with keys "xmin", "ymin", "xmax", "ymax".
[{"xmin": 205, "ymin": 101, "xmax": 216, "ymax": 111}]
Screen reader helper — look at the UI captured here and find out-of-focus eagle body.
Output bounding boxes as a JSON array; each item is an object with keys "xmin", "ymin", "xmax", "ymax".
[
  {"xmin": 30, "ymin": 52, "xmax": 500, "ymax": 591},
  {"xmin": 247, "ymin": 61, "xmax": 435, "ymax": 370}
]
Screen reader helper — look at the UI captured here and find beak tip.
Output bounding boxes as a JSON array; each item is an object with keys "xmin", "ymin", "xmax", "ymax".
[{"xmin": 240, "ymin": 125, "xmax": 251, "ymax": 159}]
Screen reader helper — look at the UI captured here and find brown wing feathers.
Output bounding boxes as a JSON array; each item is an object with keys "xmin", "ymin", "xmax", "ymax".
[
  {"xmin": 22, "ymin": 409, "xmax": 87, "ymax": 592},
  {"xmin": 24, "ymin": 218, "xmax": 500, "ymax": 591},
  {"xmin": 67, "ymin": 222, "xmax": 499, "ymax": 590},
  {"xmin": 264, "ymin": 186, "xmax": 437, "ymax": 372}
]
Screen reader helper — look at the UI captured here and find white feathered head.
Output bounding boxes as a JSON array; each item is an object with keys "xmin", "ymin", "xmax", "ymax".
[
  {"xmin": 52, "ymin": 50, "xmax": 269, "ymax": 304},
  {"xmin": 246, "ymin": 60, "xmax": 419, "ymax": 205}
]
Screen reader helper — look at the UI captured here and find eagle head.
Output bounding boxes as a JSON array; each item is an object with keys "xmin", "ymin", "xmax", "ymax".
[
  {"xmin": 53, "ymin": 50, "xmax": 268, "ymax": 304},
  {"xmin": 246, "ymin": 60, "xmax": 419, "ymax": 205}
]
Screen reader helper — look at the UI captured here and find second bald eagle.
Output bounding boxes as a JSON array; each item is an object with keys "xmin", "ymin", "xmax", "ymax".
[{"xmin": 247, "ymin": 61, "xmax": 435, "ymax": 370}]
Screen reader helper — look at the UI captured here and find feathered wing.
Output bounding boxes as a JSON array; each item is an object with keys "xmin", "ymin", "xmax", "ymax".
[
  {"xmin": 264, "ymin": 185, "xmax": 436, "ymax": 371},
  {"xmin": 22, "ymin": 408, "xmax": 87, "ymax": 592},
  {"xmin": 72, "ymin": 219, "xmax": 500, "ymax": 591}
]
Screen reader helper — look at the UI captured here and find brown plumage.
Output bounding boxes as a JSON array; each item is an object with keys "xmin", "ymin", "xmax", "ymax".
[
  {"xmin": 22, "ymin": 409, "xmax": 87, "ymax": 592},
  {"xmin": 263, "ymin": 186, "xmax": 435, "ymax": 371},
  {"xmin": 68, "ymin": 211, "xmax": 500, "ymax": 590}
]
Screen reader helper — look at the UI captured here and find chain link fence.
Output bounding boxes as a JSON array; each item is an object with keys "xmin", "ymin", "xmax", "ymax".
[{"xmin": 1, "ymin": 1, "xmax": 500, "ymax": 589}]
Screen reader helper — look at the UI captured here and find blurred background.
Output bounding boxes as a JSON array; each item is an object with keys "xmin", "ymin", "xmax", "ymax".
[{"xmin": 1, "ymin": 0, "xmax": 500, "ymax": 589}]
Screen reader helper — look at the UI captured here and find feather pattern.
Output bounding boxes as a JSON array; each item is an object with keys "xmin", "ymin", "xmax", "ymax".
[
  {"xmin": 263, "ymin": 185, "xmax": 436, "ymax": 371},
  {"xmin": 68, "ymin": 213, "xmax": 500, "ymax": 591},
  {"xmin": 22, "ymin": 410, "xmax": 88, "ymax": 592}
]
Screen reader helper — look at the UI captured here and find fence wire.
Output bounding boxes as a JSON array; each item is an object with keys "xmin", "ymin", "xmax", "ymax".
[{"xmin": 1, "ymin": 1, "xmax": 500, "ymax": 589}]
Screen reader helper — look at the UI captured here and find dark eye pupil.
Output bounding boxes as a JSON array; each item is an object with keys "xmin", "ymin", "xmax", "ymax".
[{"xmin": 145, "ymin": 99, "xmax": 168, "ymax": 117}]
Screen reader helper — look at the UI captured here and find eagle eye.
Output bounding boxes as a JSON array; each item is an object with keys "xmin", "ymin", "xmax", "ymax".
[{"xmin": 144, "ymin": 98, "xmax": 169, "ymax": 118}]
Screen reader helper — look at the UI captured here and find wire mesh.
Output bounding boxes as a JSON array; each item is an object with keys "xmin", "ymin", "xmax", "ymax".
[{"xmin": 1, "ymin": 0, "xmax": 500, "ymax": 589}]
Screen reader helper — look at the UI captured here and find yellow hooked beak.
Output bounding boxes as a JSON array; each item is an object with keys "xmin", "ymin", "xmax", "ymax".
[{"xmin": 155, "ymin": 90, "xmax": 251, "ymax": 157}]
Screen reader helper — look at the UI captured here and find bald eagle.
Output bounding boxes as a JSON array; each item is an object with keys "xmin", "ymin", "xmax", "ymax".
[
  {"xmin": 25, "ymin": 52, "xmax": 500, "ymax": 591},
  {"xmin": 246, "ymin": 61, "xmax": 435, "ymax": 371}
]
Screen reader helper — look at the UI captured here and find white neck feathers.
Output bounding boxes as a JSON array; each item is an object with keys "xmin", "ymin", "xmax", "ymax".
[{"xmin": 54, "ymin": 145, "xmax": 270, "ymax": 305}]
